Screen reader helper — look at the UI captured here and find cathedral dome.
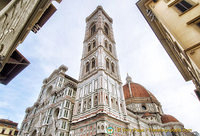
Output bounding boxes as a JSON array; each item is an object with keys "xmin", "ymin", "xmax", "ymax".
[
  {"xmin": 161, "ymin": 114, "xmax": 179, "ymax": 124},
  {"xmin": 123, "ymin": 82, "xmax": 160, "ymax": 105}
]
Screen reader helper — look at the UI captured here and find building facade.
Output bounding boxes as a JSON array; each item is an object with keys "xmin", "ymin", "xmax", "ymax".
[
  {"xmin": 136, "ymin": 0, "xmax": 200, "ymax": 100},
  {"xmin": 18, "ymin": 65, "xmax": 78, "ymax": 136},
  {"xmin": 0, "ymin": 0, "xmax": 61, "ymax": 85},
  {"xmin": 0, "ymin": 119, "xmax": 18, "ymax": 136},
  {"xmin": 19, "ymin": 6, "xmax": 193, "ymax": 136}
]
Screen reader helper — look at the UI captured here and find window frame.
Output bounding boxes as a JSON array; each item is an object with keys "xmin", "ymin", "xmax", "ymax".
[
  {"xmin": 104, "ymin": 23, "xmax": 109, "ymax": 35},
  {"xmin": 169, "ymin": 0, "xmax": 197, "ymax": 15},
  {"xmin": 90, "ymin": 24, "xmax": 96, "ymax": 36},
  {"xmin": 86, "ymin": 62, "xmax": 90, "ymax": 72},
  {"xmin": 109, "ymin": 44, "xmax": 112, "ymax": 52},
  {"xmin": 92, "ymin": 58, "xmax": 95, "ymax": 68},
  {"xmin": 88, "ymin": 44, "xmax": 91, "ymax": 52},
  {"xmin": 111, "ymin": 63, "xmax": 115, "ymax": 73},
  {"xmin": 105, "ymin": 40, "xmax": 108, "ymax": 48},
  {"xmin": 93, "ymin": 40, "xmax": 96, "ymax": 48},
  {"xmin": 106, "ymin": 59, "xmax": 110, "ymax": 69}
]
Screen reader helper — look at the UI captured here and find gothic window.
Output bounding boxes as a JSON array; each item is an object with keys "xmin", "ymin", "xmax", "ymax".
[
  {"xmin": 91, "ymin": 24, "xmax": 96, "ymax": 36},
  {"xmin": 106, "ymin": 96, "xmax": 108, "ymax": 105},
  {"xmin": 65, "ymin": 101, "xmax": 70, "ymax": 108},
  {"xmin": 109, "ymin": 44, "xmax": 112, "ymax": 52},
  {"xmin": 174, "ymin": 0, "xmax": 194, "ymax": 13},
  {"xmin": 45, "ymin": 116, "xmax": 50, "ymax": 124},
  {"xmin": 64, "ymin": 110, "xmax": 68, "ymax": 118},
  {"xmin": 111, "ymin": 63, "xmax": 115, "ymax": 73},
  {"xmin": 94, "ymin": 95, "xmax": 98, "ymax": 107},
  {"xmin": 88, "ymin": 44, "xmax": 91, "ymax": 52},
  {"xmin": 86, "ymin": 62, "xmax": 90, "ymax": 72},
  {"xmin": 54, "ymin": 108, "xmax": 59, "ymax": 118},
  {"xmin": 92, "ymin": 58, "xmax": 95, "ymax": 68},
  {"xmin": 68, "ymin": 89, "xmax": 72, "ymax": 96},
  {"xmin": 142, "ymin": 105, "xmax": 147, "ymax": 110},
  {"xmin": 93, "ymin": 40, "xmax": 96, "ymax": 48},
  {"xmin": 88, "ymin": 99, "xmax": 91, "ymax": 109},
  {"xmin": 104, "ymin": 40, "xmax": 108, "ymax": 48},
  {"xmin": 104, "ymin": 23, "xmax": 109, "ymax": 35},
  {"xmin": 83, "ymin": 101, "xmax": 86, "ymax": 111},
  {"xmin": 77, "ymin": 103, "xmax": 81, "ymax": 113},
  {"xmin": 72, "ymin": 90, "xmax": 76, "ymax": 96},
  {"xmin": 106, "ymin": 59, "xmax": 109, "ymax": 69},
  {"xmin": 111, "ymin": 98, "xmax": 113, "ymax": 108},
  {"xmin": 61, "ymin": 121, "xmax": 66, "ymax": 129}
]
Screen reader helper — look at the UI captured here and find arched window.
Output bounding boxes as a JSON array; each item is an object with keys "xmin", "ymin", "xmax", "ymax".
[
  {"xmin": 111, "ymin": 63, "xmax": 115, "ymax": 73},
  {"xmin": 83, "ymin": 101, "xmax": 86, "ymax": 112},
  {"xmin": 94, "ymin": 95, "xmax": 98, "ymax": 107},
  {"xmin": 142, "ymin": 105, "xmax": 146, "ymax": 110},
  {"xmin": 106, "ymin": 59, "xmax": 109, "ymax": 69},
  {"xmin": 93, "ymin": 40, "xmax": 96, "ymax": 48},
  {"xmin": 104, "ymin": 40, "xmax": 108, "ymax": 48},
  {"xmin": 88, "ymin": 99, "xmax": 91, "ymax": 109},
  {"xmin": 104, "ymin": 23, "xmax": 109, "ymax": 35},
  {"xmin": 86, "ymin": 62, "xmax": 90, "ymax": 72},
  {"xmin": 109, "ymin": 44, "xmax": 112, "ymax": 52},
  {"xmin": 106, "ymin": 96, "xmax": 108, "ymax": 105},
  {"xmin": 88, "ymin": 44, "xmax": 91, "ymax": 52},
  {"xmin": 54, "ymin": 108, "xmax": 60, "ymax": 118},
  {"xmin": 90, "ymin": 24, "xmax": 96, "ymax": 36},
  {"xmin": 92, "ymin": 58, "xmax": 95, "ymax": 68}
]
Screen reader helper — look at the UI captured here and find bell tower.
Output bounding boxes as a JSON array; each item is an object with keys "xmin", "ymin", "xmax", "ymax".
[{"xmin": 70, "ymin": 6, "xmax": 127, "ymax": 136}]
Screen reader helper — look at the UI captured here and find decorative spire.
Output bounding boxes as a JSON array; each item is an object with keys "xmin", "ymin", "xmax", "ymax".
[{"xmin": 126, "ymin": 73, "xmax": 132, "ymax": 84}]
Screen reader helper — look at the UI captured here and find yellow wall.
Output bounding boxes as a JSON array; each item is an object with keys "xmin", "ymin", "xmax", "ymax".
[
  {"xmin": 0, "ymin": 125, "xmax": 17, "ymax": 136},
  {"xmin": 147, "ymin": 0, "xmax": 200, "ymax": 70}
]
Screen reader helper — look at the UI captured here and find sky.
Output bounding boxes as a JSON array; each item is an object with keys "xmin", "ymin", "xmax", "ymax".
[{"xmin": 0, "ymin": 0, "xmax": 199, "ymax": 133}]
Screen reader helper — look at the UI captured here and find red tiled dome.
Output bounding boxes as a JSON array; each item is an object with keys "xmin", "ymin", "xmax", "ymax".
[
  {"xmin": 123, "ymin": 82, "xmax": 160, "ymax": 105},
  {"xmin": 123, "ymin": 83, "xmax": 150, "ymax": 98},
  {"xmin": 161, "ymin": 114, "xmax": 179, "ymax": 124},
  {"xmin": 123, "ymin": 83, "xmax": 159, "ymax": 104}
]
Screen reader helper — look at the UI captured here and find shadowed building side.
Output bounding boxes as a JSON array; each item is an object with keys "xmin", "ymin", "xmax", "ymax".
[
  {"xmin": 136, "ymin": 0, "xmax": 200, "ymax": 101},
  {"xmin": 0, "ymin": 0, "xmax": 62, "ymax": 85}
]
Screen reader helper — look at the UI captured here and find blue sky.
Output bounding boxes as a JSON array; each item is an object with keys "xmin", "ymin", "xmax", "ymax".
[{"xmin": 0, "ymin": 0, "xmax": 199, "ymax": 132}]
